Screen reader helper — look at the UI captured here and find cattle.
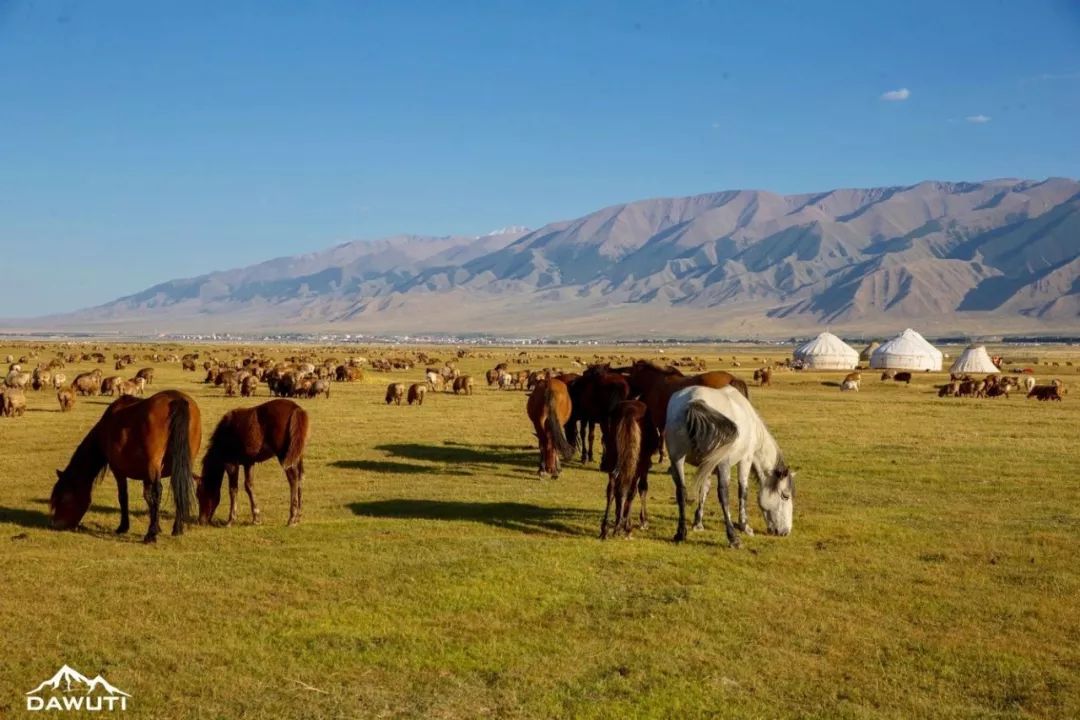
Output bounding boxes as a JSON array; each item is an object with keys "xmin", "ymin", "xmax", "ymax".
[
  {"xmin": 385, "ymin": 383, "xmax": 406, "ymax": 405},
  {"xmin": 453, "ymin": 375, "xmax": 474, "ymax": 395},
  {"xmin": 57, "ymin": 387, "xmax": 76, "ymax": 412},
  {"xmin": 72, "ymin": 371, "xmax": 102, "ymax": 396},
  {"xmin": 407, "ymin": 383, "xmax": 427, "ymax": 406},
  {"xmin": 101, "ymin": 376, "xmax": 122, "ymax": 396},
  {"xmin": 881, "ymin": 371, "xmax": 912, "ymax": 384},
  {"xmin": 1, "ymin": 388, "xmax": 26, "ymax": 417},
  {"xmin": 241, "ymin": 375, "xmax": 259, "ymax": 397},
  {"xmin": 1028, "ymin": 385, "xmax": 1063, "ymax": 401}
]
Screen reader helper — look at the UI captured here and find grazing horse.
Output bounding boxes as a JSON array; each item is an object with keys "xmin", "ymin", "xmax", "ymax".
[
  {"xmin": 385, "ymin": 383, "xmax": 406, "ymax": 405},
  {"xmin": 407, "ymin": 383, "xmax": 426, "ymax": 405},
  {"xmin": 49, "ymin": 390, "xmax": 201, "ymax": 543},
  {"xmin": 526, "ymin": 378, "xmax": 574, "ymax": 478},
  {"xmin": 616, "ymin": 360, "xmax": 749, "ymax": 462},
  {"xmin": 599, "ymin": 400, "xmax": 659, "ymax": 539},
  {"xmin": 566, "ymin": 364, "xmax": 631, "ymax": 463},
  {"xmin": 196, "ymin": 399, "xmax": 310, "ymax": 527},
  {"xmin": 666, "ymin": 386, "xmax": 794, "ymax": 547}
]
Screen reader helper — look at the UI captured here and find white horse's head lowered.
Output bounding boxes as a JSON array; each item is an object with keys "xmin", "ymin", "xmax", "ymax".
[{"xmin": 759, "ymin": 460, "xmax": 795, "ymax": 536}]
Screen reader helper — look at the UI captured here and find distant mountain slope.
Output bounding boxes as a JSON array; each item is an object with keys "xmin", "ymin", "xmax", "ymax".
[{"xmin": 28, "ymin": 179, "xmax": 1080, "ymax": 337}]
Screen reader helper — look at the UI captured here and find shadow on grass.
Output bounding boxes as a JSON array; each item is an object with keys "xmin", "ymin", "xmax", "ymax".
[
  {"xmin": 0, "ymin": 505, "xmax": 51, "ymax": 529},
  {"xmin": 348, "ymin": 499, "xmax": 593, "ymax": 537},
  {"xmin": 330, "ymin": 459, "xmax": 474, "ymax": 476},
  {"xmin": 820, "ymin": 381, "xmax": 841, "ymax": 388},
  {"xmin": 29, "ymin": 498, "xmax": 147, "ymax": 517},
  {"xmin": 373, "ymin": 441, "xmax": 536, "ymax": 468}
]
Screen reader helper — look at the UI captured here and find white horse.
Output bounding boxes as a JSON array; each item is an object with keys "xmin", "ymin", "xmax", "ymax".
[{"xmin": 665, "ymin": 386, "xmax": 795, "ymax": 547}]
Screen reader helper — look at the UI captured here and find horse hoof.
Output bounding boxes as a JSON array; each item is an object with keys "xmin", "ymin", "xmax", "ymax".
[
  {"xmin": 692, "ymin": 523, "xmax": 705, "ymax": 532},
  {"xmin": 639, "ymin": 522, "xmax": 649, "ymax": 530},
  {"xmin": 742, "ymin": 525, "xmax": 754, "ymax": 536},
  {"xmin": 142, "ymin": 535, "xmax": 157, "ymax": 544},
  {"xmin": 729, "ymin": 538, "xmax": 742, "ymax": 549},
  {"xmin": 115, "ymin": 525, "xmax": 128, "ymax": 535},
  {"xmin": 672, "ymin": 531, "xmax": 686, "ymax": 544}
]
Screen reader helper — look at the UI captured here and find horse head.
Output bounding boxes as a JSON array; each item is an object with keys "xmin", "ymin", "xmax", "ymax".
[{"xmin": 759, "ymin": 459, "xmax": 795, "ymax": 536}]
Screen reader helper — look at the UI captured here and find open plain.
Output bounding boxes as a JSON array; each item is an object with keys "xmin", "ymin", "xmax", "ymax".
[{"xmin": 0, "ymin": 341, "xmax": 1078, "ymax": 719}]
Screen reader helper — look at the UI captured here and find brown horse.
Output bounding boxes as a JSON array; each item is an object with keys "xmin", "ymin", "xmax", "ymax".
[
  {"xmin": 617, "ymin": 360, "xmax": 749, "ymax": 462},
  {"xmin": 599, "ymin": 400, "xmax": 659, "ymax": 539},
  {"xmin": 567, "ymin": 364, "xmax": 631, "ymax": 464},
  {"xmin": 526, "ymin": 378, "xmax": 574, "ymax": 478},
  {"xmin": 196, "ymin": 399, "xmax": 310, "ymax": 527},
  {"xmin": 50, "ymin": 390, "xmax": 201, "ymax": 543}
]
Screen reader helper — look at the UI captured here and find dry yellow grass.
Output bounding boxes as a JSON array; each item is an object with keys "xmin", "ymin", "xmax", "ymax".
[{"xmin": 0, "ymin": 341, "xmax": 1077, "ymax": 719}]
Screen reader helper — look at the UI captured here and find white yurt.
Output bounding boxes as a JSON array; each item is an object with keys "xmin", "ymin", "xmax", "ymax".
[
  {"xmin": 870, "ymin": 328, "xmax": 943, "ymax": 371},
  {"xmin": 859, "ymin": 341, "xmax": 880, "ymax": 362},
  {"xmin": 949, "ymin": 345, "xmax": 999, "ymax": 375},
  {"xmin": 793, "ymin": 332, "xmax": 859, "ymax": 370}
]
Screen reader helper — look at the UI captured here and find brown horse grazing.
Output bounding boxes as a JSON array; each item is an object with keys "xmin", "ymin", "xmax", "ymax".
[
  {"xmin": 599, "ymin": 400, "xmax": 659, "ymax": 539},
  {"xmin": 567, "ymin": 364, "xmax": 631, "ymax": 464},
  {"xmin": 616, "ymin": 360, "xmax": 749, "ymax": 462},
  {"xmin": 196, "ymin": 399, "xmax": 310, "ymax": 527},
  {"xmin": 50, "ymin": 390, "xmax": 201, "ymax": 543},
  {"xmin": 526, "ymin": 378, "xmax": 574, "ymax": 478}
]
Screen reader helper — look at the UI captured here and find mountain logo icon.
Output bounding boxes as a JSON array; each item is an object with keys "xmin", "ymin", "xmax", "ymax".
[{"xmin": 26, "ymin": 664, "xmax": 130, "ymax": 712}]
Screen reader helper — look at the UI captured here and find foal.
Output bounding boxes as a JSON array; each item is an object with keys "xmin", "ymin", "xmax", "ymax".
[{"xmin": 197, "ymin": 399, "xmax": 310, "ymax": 527}]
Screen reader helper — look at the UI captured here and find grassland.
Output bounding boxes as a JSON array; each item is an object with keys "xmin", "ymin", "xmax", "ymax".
[{"xmin": 0, "ymin": 341, "xmax": 1077, "ymax": 719}]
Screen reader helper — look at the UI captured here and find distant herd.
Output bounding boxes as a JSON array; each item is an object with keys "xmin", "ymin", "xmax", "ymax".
[{"xmin": 0, "ymin": 346, "xmax": 1072, "ymax": 546}]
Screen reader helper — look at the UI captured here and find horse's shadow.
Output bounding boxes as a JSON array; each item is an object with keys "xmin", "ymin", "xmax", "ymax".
[
  {"xmin": 820, "ymin": 381, "xmax": 841, "ymax": 388},
  {"xmin": 330, "ymin": 459, "xmax": 474, "ymax": 477},
  {"xmin": 348, "ymin": 499, "xmax": 593, "ymax": 537},
  {"xmin": 373, "ymin": 441, "xmax": 536, "ymax": 468},
  {"xmin": 0, "ymin": 505, "xmax": 51, "ymax": 529}
]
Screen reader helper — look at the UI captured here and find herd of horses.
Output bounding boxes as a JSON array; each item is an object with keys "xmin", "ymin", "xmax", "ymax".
[
  {"xmin": 524, "ymin": 360, "xmax": 792, "ymax": 545},
  {"xmin": 50, "ymin": 392, "xmax": 310, "ymax": 543}
]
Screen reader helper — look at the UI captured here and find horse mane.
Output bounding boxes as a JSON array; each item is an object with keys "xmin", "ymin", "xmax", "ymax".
[{"xmin": 59, "ymin": 423, "xmax": 109, "ymax": 489}]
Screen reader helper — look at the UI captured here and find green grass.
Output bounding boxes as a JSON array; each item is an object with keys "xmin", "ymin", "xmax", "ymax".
[{"xmin": 0, "ymin": 343, "xmax": 1077, "ymax": 719}]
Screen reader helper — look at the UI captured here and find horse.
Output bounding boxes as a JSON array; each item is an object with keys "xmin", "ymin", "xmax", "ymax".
[
  {"xmin": 385, "ymin": 383, "xmax": 406, "ymax": 405},
  {"xmin": 407, "ymin": 383, "xmax": 426, "ymax": 405},
  {"xmin": 615, "ymin": 360, "xmax": 749, "ymax": 462},
  {"xmin": 599, "ymin": 400, "xmax": 659, "ymax": 539},
  {"xmin": 196, "ymin": 399, "xmax": 310, "ymax": 527},
  {"xmin": 526, "ymin": 378, "xmax": 574, "ymax": 478},
  {"xmin": 566, "ymin": 364, "xmax": 631, "ymax": 463},
  {"xmin": 665, "ymin": 385, "xmax": 794, "ymax": 547},
  {"xmin": 49, "ymin": 390, "xmax": 201, "ymax": 543}
]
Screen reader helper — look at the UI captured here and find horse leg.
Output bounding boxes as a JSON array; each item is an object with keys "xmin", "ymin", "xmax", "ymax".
[
  {"xmin": 600, "ymin": 475, "xmax": 614, "ymax": 539},
  {"xmin": 737, "ymin": 462, "xmax": 754, "ymax": 536},
  {"xmin": 715, "ymin": 465, "xmax": 740, "ymax": 548},
  {"xmin": 692, "ymin": 466, "xmax": 713, "ymax": 532},
  {"xmin": 587, "ymin": 420, "xmax": 596, "ymax": 463},
  {"xmin": 638, "ymin": 465, "xmax": 649, "ymax": 530},
  {"xmin": 226, "ymin": 466, "xmax": 240, "ymax": 526},
  {"xmin": 114, "ymin": 473, "xmax": 130, "ymax": 534},
  {"xmin": 143, "ymin": 478, "xmax": 162, "ymax": 543},
  {"xmin": 244, "ymin": 465, "xmax": 261, "ymax": 524},
  {"xmin": 670, "ymin": 456, "xmax": 688, "ymax": 543},
  {"xmin": 620, "ymin": 483, "xmax": 635, "ymax": 537},
  {"xmin": 286, "ymin": 467, "xmax": 300, "ymax": 527},
  {"xmin": 296, "ymin": 459, "xmax": 304, "ymax": 521},
  {"xmin": 657, "ymin": 427, "xmax": 667, "ymax": 464}
]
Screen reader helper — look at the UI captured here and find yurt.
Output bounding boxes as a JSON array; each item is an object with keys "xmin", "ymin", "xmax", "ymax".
[
  {"xmin": 859, "ymin": 341, "xmax": 880, "ymax": 362},
  {"xmin": 793, "ymin": 332, "xmax": 859, "ymax": 370},
  {"xmin": 949, "ymin": 345, "xmax": 999, "ymax": 375},
  {"xmin": 870, "ymin": 329, "xmax": 943, "ymax": 371}
]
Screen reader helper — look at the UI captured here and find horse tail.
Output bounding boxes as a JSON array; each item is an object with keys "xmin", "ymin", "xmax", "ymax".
[
  {"xmin": 614, "ymin": 411, "xmax": 641, "ymax": 487},
  {"xmin": 283, "ymin": 405, "xmax": 310, "ymax": 471},
  {"xmin": 729, "ymin": 377, "xmax": 750, "ymax": 400},
  {"xmin": 684, "ymin": 399, "xmax": 738, "ymax": 460},
  {"xmin": 545, "ymin": 387, "xmax": 574, "ymax": 461},
  {"xmin": 167, "ymin": 398, "xmax": 196, "ymax": 526}
]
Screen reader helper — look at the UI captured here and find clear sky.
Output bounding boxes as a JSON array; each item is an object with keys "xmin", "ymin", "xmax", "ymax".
[{"xmin": 2, "ymin": 0, "xmax": 1078, "ymax": 314}]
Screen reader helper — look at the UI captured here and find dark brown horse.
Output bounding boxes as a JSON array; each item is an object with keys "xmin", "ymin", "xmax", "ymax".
[
  {"xmin": 196, "ymin": 399, "xmax": 310, "ymax": 527},
  {"xmin": 599, "ymin": 400, "xmax": 659, "ymax": 539},
  {"xmin": 526, "ymin": 377, "xmax": 574, "ymax": 478},
  {"xmin": 50, "ymin": 390, "xmax": 201, "ymax": 543},
  {"xmin": 567, "ymin": 364, "xmax": 631, "ymax": 464},
  {"xmin": 616, "ymin": 360, "xmax": 749, "ymax": 462}
]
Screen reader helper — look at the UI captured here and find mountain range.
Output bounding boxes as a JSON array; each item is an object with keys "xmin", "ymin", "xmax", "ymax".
[{"xmin": 24, "ymin": 178, "xmax": 1080, "ymax": 338}]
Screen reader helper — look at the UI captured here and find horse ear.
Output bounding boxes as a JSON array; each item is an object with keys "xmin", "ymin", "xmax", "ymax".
[{"xmin": 55, "ymin": 469, "xmax": 62, "ymax": 480}]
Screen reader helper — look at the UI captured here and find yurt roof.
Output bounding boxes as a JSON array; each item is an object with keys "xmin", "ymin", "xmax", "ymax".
[
  {"xmin": 874, "ymin": 328, "xmax": 943, "ymax": 361},
  {"xmin": 794, "ymin": 332, "xmax": 859, "ymax": 360},
  {"xmin": 949, "ymin": 345, "xmax": 999, "ymax": 374}
]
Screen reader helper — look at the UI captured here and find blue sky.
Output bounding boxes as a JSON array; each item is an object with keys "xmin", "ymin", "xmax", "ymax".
[{"xmin": 1, "ymin": 1, "xmax": 1078, "ymax": 314}]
